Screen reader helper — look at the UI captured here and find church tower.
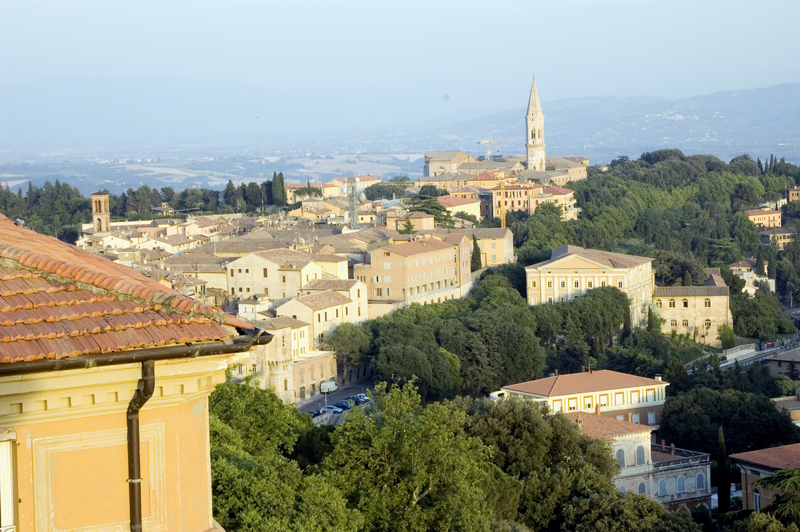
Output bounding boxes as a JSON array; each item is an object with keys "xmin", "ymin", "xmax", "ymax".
[
  {"xmin": 91, "ymin": 191, "xmax": 110, "ymax": 233},
  {"xmin": 525, "ymin": 76, "xmax": 546, "ymax": 171}
]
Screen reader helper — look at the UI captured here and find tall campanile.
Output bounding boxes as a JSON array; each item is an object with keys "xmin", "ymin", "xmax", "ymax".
[{"xmin": 525, "ymin": 76, "xmax": 546, "ymax": 171}]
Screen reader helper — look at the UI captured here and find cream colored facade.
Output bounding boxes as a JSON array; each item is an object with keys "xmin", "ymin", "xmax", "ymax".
[
  {"xmin": 526, "ymin": 246, "xmax": 655, "ymax": 328},
  {"xmin": 354, "ymin": 237, "xmax": 470, "ymax": 305},
  {"xmin": 436, "ymin": 195, "xmax": 482, "ymax": 219},
  {"xmin": 479, "ymin": 183, "xmax": 578, "ymax": 221},
  {"xmin": 746, "ymin": 208, "xmax": 782, "ymax": 228},
  {"xmin": 0, "ymin": 353, "xmax": 245, "ymax": 532},
  {"xmin": 276, "ymin": 291, "xmax": 359, "ymax": 348},
  {"xmin": 423, "ymin": 151, "xmax": 475, "ymax": 176},
  {"xmin": 654, "ymin": 288, "xmax": 732, "ymax": 347},
  {"xmin": 415, "ymin": 173, "xmax": 472, "ymax": 192}
]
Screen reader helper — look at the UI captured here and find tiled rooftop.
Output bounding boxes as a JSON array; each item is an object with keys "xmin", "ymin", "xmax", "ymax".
[
  {"xmin": 503, "ymin": 370, "xmax": 667, "ymax": 397},
  {"xmin": 730, "ymin": 442, "xmax": 800, "ymax": 471},
  {"xmin": 0, "ymin": 213, "xmax": 250, "ymax": 364},
  {"xmin": 564, "ymin": 412, "xmax": 651, "ymax": 439}
]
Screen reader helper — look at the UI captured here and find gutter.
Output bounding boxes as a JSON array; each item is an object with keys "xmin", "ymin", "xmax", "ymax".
[{"xmin": 0, "ymin": 332, "xmax": 272, "ymax": 532}]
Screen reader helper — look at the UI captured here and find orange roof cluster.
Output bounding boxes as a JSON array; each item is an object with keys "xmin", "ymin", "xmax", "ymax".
[{"xmin": 0, "ymin": 213, "xmax": 251, "ymax": 364}]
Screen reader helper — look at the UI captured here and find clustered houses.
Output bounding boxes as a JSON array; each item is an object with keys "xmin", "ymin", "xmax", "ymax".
[
  {"xmin": 496, "ymin": 370, "xmax": 711, "ymax": 509},
  {"xmin": 525, "ymin": 245, "xmax": 733, "ymax": 346}
]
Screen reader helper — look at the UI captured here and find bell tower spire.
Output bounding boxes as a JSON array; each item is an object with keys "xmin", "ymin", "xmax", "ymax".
[{"xmin": 525, "ymin": 76, "xmax": 546, "ymax": 171}]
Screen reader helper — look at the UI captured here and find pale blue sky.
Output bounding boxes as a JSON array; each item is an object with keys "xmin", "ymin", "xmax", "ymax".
[{"xmin": 1, "ymin": 0, "xmax": 799, "ymax": 142}]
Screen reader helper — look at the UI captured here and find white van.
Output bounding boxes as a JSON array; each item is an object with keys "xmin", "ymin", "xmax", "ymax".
[{"xmin": 321, "ymin": 381, "xmax": 338, "ymax": 394}]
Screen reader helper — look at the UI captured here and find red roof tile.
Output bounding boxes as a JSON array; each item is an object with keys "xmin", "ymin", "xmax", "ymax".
[{"xmin": 0, "ymin": 213, "xmax": 253, "ymax": 363}]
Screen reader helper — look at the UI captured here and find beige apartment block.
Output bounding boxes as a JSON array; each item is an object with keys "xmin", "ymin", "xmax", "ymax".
[
  {"xmin": 450, "ymin": 185, "xmax": 485, "ymax": 200},
  {"xmin": 500, "ymin": 370, "xmax": 669, "ymax": 429},
  {"xmin": 276, "ymin": 290, "xmax": 356, "ymax": 348},
  {"xmin": 563, "ymin": 412, "xmax": 711, "ymax": 509},
  {"xmin": 415, "ymin": 172, "xmax": 472, "ymax": 192},
  {"xmin": 354, "ymin": 238, "xmax": 466, "ymax": 305},
  {"xmin": 730, "ymin": 443, "xmax": 800, "ymax": 512},
  {"xmin": 466, "ymin": 171, "xmax": 517, "ymax": 189},
  {"xmin": 526, "ymin": 245, "xmax": 655, "ymax": 327},
  {"xmin": 425, "ymin": 228, "xmax": 514, "ymax": 268},
  {"xmin": 163, "ymin": 252, "xmax": 229, "ymax": 291},
  {"xmin": 436, "ymin": 195, "xmax": 482, "ymax": 219},
  {"xmin": 301, "ymin": 278, "xmax": 368, "ymax": 321},
  {"xmin": 760, "ymin": 226, "xmax": 797, "ymax": 250},
  {"xmin": 746, "ymin": 208, "xmax": 782, "ymax": 228},
  {"xmin": 424, "ymin": 151, "xmax": 475, "ymax": 176},
  {"xmin": 391, "ymin": 212, "xmax": 436, "ymax": 232},
  {"xmin": 227, "ymin": 249, "xmax": 324, "ymax": 300},
  {"xmin": 654, "ymin": 275, "xmax": 732, "ymax": 347},
  {"xmin": 541, "ymin": 186, "xmax": 579, "ymax": 220}
]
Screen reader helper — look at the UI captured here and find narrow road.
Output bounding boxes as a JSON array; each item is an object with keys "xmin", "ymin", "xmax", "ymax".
[{"xmin": 297, "ymin": 375, "xmax": 374, "ymax": 414}]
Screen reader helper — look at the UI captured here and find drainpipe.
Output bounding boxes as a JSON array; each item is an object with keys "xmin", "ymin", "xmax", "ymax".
[{"xmin": 127, "ymin": 359, "xmax": 155, "ymax": 532}]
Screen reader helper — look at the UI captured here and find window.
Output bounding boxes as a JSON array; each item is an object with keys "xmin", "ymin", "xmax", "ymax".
[
  {"xmin": 238, "ymin": 269, "xmax": 242, "ymax": 273},
  {"xmin": 601, "ymin": 281, "xmax": 606, "ymax": 287},
  {"xmin": 636, "ymin": 446, "xmax": 645, "ymax": 465},
  {"xmin": 324, "ymin": 312, "xmax": 328, "ymax": 321},
  {"xmin": 599, "ymin": 395, "xmax": 608, "ymax": 407},
  {"xmin": 587, "ymin": 281, "xmax": 593, "ymax": 288},
  {"xmin": 230, "ymin": 269, "xmax": 234, "ymax": 277},
  {"xmin": 677, "ymin": 476, "xmax": 686, "ymax": 493},
  {"xmin": 335, "ymin": 309, "xmax": 339, "ymax": 318},
  {"xmin": 584, "ymin": 397, "xmax": 592, "ymax": 409},
  {"xmin": 704, "ymin": 298, "xmax": 711, "ymax": 308},
  {"xmin": 619, "ymin": 486, "xmax": 626, "ymax": 494},
  {"xmin": 656, "ymin": 299, "xmax": 662, "ymax": 308},
  {"xmin": 658, "ymin": 480, "xmax": 667, "ymax": 496},
  {"xmin": 547, "ymin": 280, "xmax": 552, "ymax": 288},
  {"xmin": 638, "ymin": 483, "xmax": 646, "ymax": 494},
  {"xmin": 245, "ymin": 269, "xmax": 249, "ymax": 274},
  {"xmin": 532, "ymin": 281, "xmax": 536, "ymax": 288},
  {"xmin": 574, "ymin": 280, "xmax": 580, "ymax": 288},
  {"xmin": 618, "ymin": 281, "xmax": 623, "ymax": 288},
  {"xmin": 283, "ymin": 379, "xmax": 288, "ymax": 391},
  {"xmin": 282, "ymin": 275, "xmax": 286, "ymax": 282},
  {"xmin": 670, "ymin": 319, "xmax": 677, "ymax": 327},
  {"xmin": 560, "ymin": 280, "xmax": 566, "ymax": 288},
  {"xmin": 552, "ymin": 400, "xmax": 562, "ymax": 412},
  {"xmin": 384, "ymin": 262, "xmax": 391, "ymax": 269},
  {"xmin": 696, "ymin": 474, "xmax": 705, "ymax": 490},
  {"xmin": 754, "ymin": 489, "xmax": 761, "ymax": 510},
  {"xmin": 682, "ymin": 299, "xmax": 688, "ymax": 308},
  {"xmin": 568, "ymin": 398, "xmax": 577, "ymax": 411},
  {"xmin": 547, "ymin": 297, "xmax": 553, "ymax": 303},
  {"xmin": 682, "ymin": 319, "xmax": 689, "ymax": 327},
  {"xmin": 669, "ymin": 299, "xmax": 675, "ymax": 308},
  {"xmin": 616, "ymin": 449, "xmax": 625, "ymax": 468},
  {"xmin": 647, "ymin": 411, "xmax": 655, "ymax": 425},
  {"xmin": 615, "ymin": 392, "xmax": 624, "ymax": 405},
  {"xmin": 632, "ymin": 413, "xmax": 640, "ymax": 424},
  {"xmin": 0, "ymin": 439, "xmax": 14, "ymax": 531},
  {"xmin": 230, "ymin": 287, "xmax": 235, "ymax": 295},
  {"xmin": 704, "ymin": 319, "xmax": 711, "ymax": 329}
]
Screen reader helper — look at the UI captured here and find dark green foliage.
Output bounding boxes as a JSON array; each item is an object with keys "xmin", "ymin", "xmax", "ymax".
[
  {"xmin": 659, "ymin": 388, "xmax": 800, "ymax": 457},
  {"xmin": 363, "ymin": 183, "xmax": 407, "ymax": 200},
  {"xmin": 472, "ymin": 235, "xmax": 482, "ymax": 271},
  {"xmin": 272, "ymin": 172, "xmax": 287, "ymax": 206}
]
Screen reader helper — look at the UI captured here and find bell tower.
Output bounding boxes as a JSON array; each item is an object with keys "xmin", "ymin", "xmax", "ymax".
[
  {"xmin": 525, "ymin": 76, "xmax": 546, "ymax": 171},
  {"xmin": 91, "ymin": 191, "xmax": 110, "ymax": 234}
]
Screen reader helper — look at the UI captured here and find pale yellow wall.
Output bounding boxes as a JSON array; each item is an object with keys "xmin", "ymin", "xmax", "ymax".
[
  {"xmin": 655, "ymin": 294, "xmax": 732, "ymax": 347},
  {"xmin": 293, "ymin": 353, "xmax": 337, "ymax": 400},
  {"xmin": 1, "ymin": 354, "xmax": 242, "ymax": 532},
  {"xmin": 227, "ymin": 253, "xmax": 323, "ymax": 299}
]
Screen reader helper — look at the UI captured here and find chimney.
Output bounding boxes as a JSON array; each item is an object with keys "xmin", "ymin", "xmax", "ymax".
[
  {"xmin": 627, "ymin": 412, "xmax": 632, "ymax": 422},
  {"xmin": 595, "ymin": 404, "xmax": 601, "ymax": 415},
  {"xmin": 654, "ymin": 374, "xmax": 662, "ymax": 381},
  {"xmin": 661, "ymin": 439, "xmax": 666, "ymax": 452},
  {"xmin": 554, "ymin": 369, "xmax": 558, "ymax": 376},
  {"xmin": 670, "ymin": 443, "xmax": 675, "ymax": 455}
]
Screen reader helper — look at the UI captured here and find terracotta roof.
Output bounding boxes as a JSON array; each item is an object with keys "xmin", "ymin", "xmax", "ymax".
[
  {"xmin": 729, "ymin": 258, "xmax": 756, "ymax": 269},
  {"xmin": 254, "ymin": 316, "xmax": 310, "ymax": 330},
  {"xmin": 653, "ymin": 285, "xmax": 729, "ymax": 297},
  {"xmin": 0, "ymin": 213, "xmax": 251, "ymax": 364},
  {"xmin": 704, "ymin": 274, "xmax": 727, "ymax": 287},
  {"xmin": 381, "ymin": 239, "xmax": 454, "ymax": 257},
  {"xmin": 303, "ymin": 278, "xmax": 358, "ymax": 291},
  {"xmin": 311, "ymin": 254, "xmax": 348, "ymax": 263},
  {"xmin": 730, "ymin": 443, "xmax": 800, "ymax": 471},
  {"xmin": 502, "ymin": 370, "xmax": 667, "ymax": 397},
  {"xmin": 251, "ymin": 249, "xmax": 315, "ymax": 266},
  {"xmin": 284, "ymin": 290, "xmax": 351, "ymax": 311},
  {"xmin": 771, "ymin": 348, "xmax": 800, "ymax": 363},
  {"xmin": 436, "ymin": 196, "xmax": 480, "ymax": 208},
  {"xmin": 746, "ymin": 209, "xmax": 781, "ymax": 216},
  {"xmin": 543, "ymin": 186, "xmax": 575, "ymax": 195},
  {"xmin": 528, "ymin": 245, "xmax": 653, "ymax": 270},
  {"xmin": 564, "ymin": 412, "xmax": 651, "ymax": 439}
]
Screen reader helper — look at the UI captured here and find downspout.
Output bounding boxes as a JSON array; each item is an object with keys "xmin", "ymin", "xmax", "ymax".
[{"xmin": 127, "ymin": 359, "xmax": 155, "ymax": 532}]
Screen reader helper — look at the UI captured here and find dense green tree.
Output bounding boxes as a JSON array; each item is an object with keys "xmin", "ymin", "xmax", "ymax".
[
  {"xmin": 324, "ymin": 322, "xmax": 371, "ymax": 380},
  {"xmin": 272, "ymin": 172, "xmax": 287, "ymax": 206},
  {"xmin": 718, "ymin": 427, "xmax": 731, "ymax": 512},
  {"xmin": 472, "ymin": 235, "xmax": 482, "ymax": 271}
]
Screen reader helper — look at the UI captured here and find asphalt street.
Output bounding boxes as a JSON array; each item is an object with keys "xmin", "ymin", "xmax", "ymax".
[{"xmin": 297, "ymin": 375, "xmax": 374, "ymax": 414}]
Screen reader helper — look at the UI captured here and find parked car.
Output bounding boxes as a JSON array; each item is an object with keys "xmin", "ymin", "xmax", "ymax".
[
  {"xmin": 311, "ymin": 410, "xmax": 322, "ymax": 418},
  {"xmin": 320, "ymin": 405, "xmax": 342, "ymax": 414},
  {"xmin": 349, "ymin": 394, "xmax": 369, "ymax": 405},
  {"xmin": 334, "ymin": 400, "xmax": 353, "ymax": 411}
]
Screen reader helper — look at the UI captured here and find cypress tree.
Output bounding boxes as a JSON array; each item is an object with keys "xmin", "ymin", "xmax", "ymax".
[
  {"xmin": 683, "ymin": 271, "xmax": 693, "ymax": 287},
  {"xmin": 272, "ymin": 172, "xmax": 286, "ymax": 206},
  {"xmin": 471, "ymin": 235, "xmax": 482, "ymax": 271},
  {"xmin": 718, "ymin": 427, "xmax": 730, "ymax": 513}
]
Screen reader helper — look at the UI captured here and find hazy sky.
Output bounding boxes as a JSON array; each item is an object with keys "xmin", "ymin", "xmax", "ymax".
[{"xmin": 2, "ymin": 0, "xmax": 800, "ymax": 143}]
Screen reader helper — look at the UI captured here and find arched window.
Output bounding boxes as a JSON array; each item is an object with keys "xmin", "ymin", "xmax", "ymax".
[
  {"xmin": 754, "ymin": 489, "xmax": 761, "ymax": 510},
  {"xmin": 656, "ymin": 299, "xmax": 662, "ymax": 308},
  {"xmin": 682, "ymin": 298, "xmax": 688, "ymax": 308},
  {"xmin": 638, "ymin": 483, "xmax": 647, "ymax": 494},
  {"xmin": 616, "ymin": 449, "xmax": 625, "ymax": 469},
  {"xmin": 670, "ymin": 319, "xmax": 677, "ymax": 327},
  {"xmin": 704, "ymin": 298, "xmax": 711, "ymax": 308},
  {"xmin": 682, "ymin": 319, "xmax": 689, "ymax": 327},
  {"xmin": 677, "ymin": 476, "xmax": 685, "ymax": 493},
  {"xmin": 669, "ymin": 299, "xmax": 675, "ymax": 308},
  {"xmin": 658, "ymin": 480, "xmax": 667, "ymax": 496},
  {"xmin": 704, "ymin": 319, "xmax": 712, "ymax": 329},
  {"xmin": 696, "ymin": 473, "xmax": 705, "ymax": 490},
  {"xmin": 636, "ymin": 446, "xmax": 645, "ymax": 466},
  {"xmin": 619, "ymin": 486, "xmax": 626, "ymax": 494}
]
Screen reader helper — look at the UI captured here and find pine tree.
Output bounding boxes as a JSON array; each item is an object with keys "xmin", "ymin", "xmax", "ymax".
[{"xmin": 471, "ymin": 235, "xmax": 482, "ymax": 271}]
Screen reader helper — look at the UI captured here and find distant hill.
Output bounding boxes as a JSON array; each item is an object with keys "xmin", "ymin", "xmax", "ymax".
[{"xmin": 351, "ymin": 83, "xmax": 800, "ymax": 164}]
